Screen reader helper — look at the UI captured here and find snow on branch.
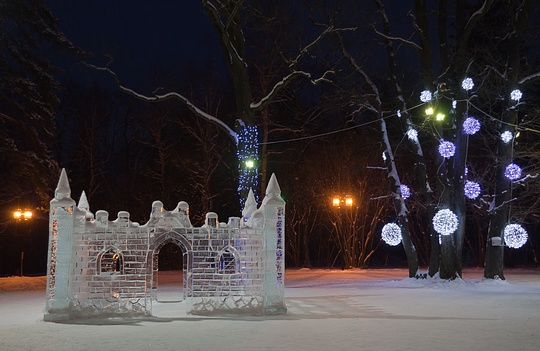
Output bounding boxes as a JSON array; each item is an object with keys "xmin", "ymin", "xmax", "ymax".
[
  {"xmin": 250, "ymin": 70, "xmax": 334, "ymax": 111},
  {"xmin": 371, "ymin": 25, "xmax": 422, "ymax": 51},
  {"xmin": 518, "ymin": 71, "xmax": 540, "ymax": 85},
  {"xmin": 86, "ymin": 63, "xmax": 238, "ymax": 143}
]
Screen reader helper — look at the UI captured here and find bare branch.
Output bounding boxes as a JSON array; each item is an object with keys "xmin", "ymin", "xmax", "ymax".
[
  {"xmin": 85, "ymin": 63, "xmax": 238, "ymax": 143},
  {"xmin": 371, "ymin": 24, "xmax": 422, "ymax": 51}
]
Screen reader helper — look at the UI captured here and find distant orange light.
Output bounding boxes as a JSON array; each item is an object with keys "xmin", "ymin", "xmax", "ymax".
[
  {"xmin": 332, "ymin": 197, "xmax": 340, "ymax": 207},
  {"xmin": 345, "ymin": 196, "xmax": 353, "ymax": 207},
  {"xmin": 13, "ymin": 210, "xmax": 32, "ymax": 220}
]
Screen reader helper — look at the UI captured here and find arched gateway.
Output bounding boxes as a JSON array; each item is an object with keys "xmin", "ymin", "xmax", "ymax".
[{"xmin": 44, "ymin": 170, "xmax": 286, "ymax": 321}]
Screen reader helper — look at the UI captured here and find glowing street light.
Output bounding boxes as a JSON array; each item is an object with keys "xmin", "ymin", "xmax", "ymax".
[
  {"xmin": 332, "ymin": 195, "xmax": 353, "ymax": 208},
  {"xmin": 13, "ymin": 210, "xmax": 33, "ymax": 220}
]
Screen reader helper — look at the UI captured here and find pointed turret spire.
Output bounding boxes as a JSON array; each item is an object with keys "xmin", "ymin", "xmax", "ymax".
[
  {"xmin": 242, "ymin": 188, "xmax": 258, "ymax": 217},
  {"xmin": 55, "ymin": 169, "xmax": 72, "ymax": 200},
  {"xmin": 77, "ymin": 191, "xmax": 90, "ymax": 211},
  {"xmin": 266, "ymin": 173, "xmax": 281, "ymax": 197}
]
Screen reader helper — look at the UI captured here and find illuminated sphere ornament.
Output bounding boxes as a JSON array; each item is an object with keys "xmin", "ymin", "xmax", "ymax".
[
  {"xmin": 400, "ymin": 184, "xmax": 411, "ymax": 200},
  {"xmin": 381, "ymin": 223, "xmax": 402, "ymax": 246},
  {"xmin": 463, "ymin": 117, "xmax": 480, "ymax": 135},
  {"xmin": 433, "ymin": 209, "xmax": 459, "ymax": 236},
  {"xmin": 510, "ymin": 89, "xmax": 522, "ymax": 102},
  {"xmin": 504, "ymin": 163, "xmax": 522, "ymax": 181},
  {"xmin": 503, "ymin": 224, "xmax": 528, "ymax": 249},
  {"xmin": 438, "ymin": 140, "xmax": 456, "ymax": 158},
  {"xmin": 501, "ymin": 131, "xmax": 513, "ymax": 143},
  {"xmin": 464, "ymin": 181, "xmax": 481, "ymax": 199},
  {"xmin": 407, "ymin": 128, "xmax": 418, "ymax": 142},
  {"xmin": 462, "ymin": 77, "xmax": 474, "ymax": 91},
  {"xmin": 420, "ymin": 90, "xmax": 432, "ymax": 103}
]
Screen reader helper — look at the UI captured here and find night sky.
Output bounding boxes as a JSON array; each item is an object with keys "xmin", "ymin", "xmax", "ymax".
[{"xmin": 46, "ymin": 0, "xmax": 222, "ymax": 89}]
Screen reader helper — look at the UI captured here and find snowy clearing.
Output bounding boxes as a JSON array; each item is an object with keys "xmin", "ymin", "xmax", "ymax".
[{"xmin": 1, "ymin": 268, "xmax": 539, "ymax": 351}]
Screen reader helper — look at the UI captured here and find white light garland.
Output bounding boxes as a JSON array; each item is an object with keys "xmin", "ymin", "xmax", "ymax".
[
  {"xmin": 463, "ymin": 117, "xmax": 481, "ymax": 135},
  {"xmin": 237, "ymin": 125, "xmax": 259, "ymax": 207},
  {"xmin": 381, "ymin": 223, "xmax": 402, "ymax": 246},
  {"xmin": 397, "ymin": 110, "xmax": 401, "ymax": 117},
  {"xmin": 462, "ymin": 77, "xmax": 474, "ymax": 91},
  {"xmin": 438, "ymin": 140, "xmax": 456, "ymax": 158},
  {"xmin": 503, "ymin": 224, "xmax": 528, "ymax": 249},
  {"xmin": 400, "ymin": 184, "xmax": 411, "ymax": 200},
  {"xmin": 500, "ymin": 131, "xmax": 513, "ymax": 143},
  {"xmin": 510, "ymin": 89, "xmax": 522, "ymax": 102},
  {"xmin": 420, "ymin": 90, "xmax": 432, "ymax": 103},
  {"xmin": 504, "ymin": 163, "xmax": 522, "ymax": 181},
  {"xmin": 407, "ymin": 128, "xmax": 418, "ymax": 142},
  {"xmin": 452, "ymin": 100, "xmax": 457, "ymax": 109},
  {"xmin": 382, "ymin": 152, "xmax": 387, "ymax": 162},
  {"xmin": 464, "ymin": 181, "xmax": 481, "ymax": 199},
  {"xmin": 433, "ymin": 209, "xmax": 459, "ymax": 236}
]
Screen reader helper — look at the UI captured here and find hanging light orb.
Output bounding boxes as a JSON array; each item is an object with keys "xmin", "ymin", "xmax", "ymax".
[
  {"xmin": 464, "ymin": 181, "xmax": 481, "ymax": 199},
  {"xmin": 433, "ymin": 209, "xmax": 459, "ymax": 236},
  {"xmin": 462, "ymin": 77, "xmax": 474, "ymax": 91},
  {"xmin": 504, "ymin": 163, "xmax": 522, "ymax": 180},
  {"xmin": 381, "ymin": 223, "xmax": 402, "ymax": 246},
  {"xmin": 438, "ymin": 140, "xmax": 456, "ymax": 158},
  {"xmin": 407, "ymin": 128, "xmax": 418, "ymax": 142},
  {"xmin": 510, "ymin": 89, "xmax": 522, "ymax": 102},
  {"xmin": 504, "ymin": 224, "xmax": 528, "ymax": 249},
  {"xmin": 463, "ymin": 117, "xmax": 481, "ymax": 135},
  {"xmin": 420, "ymin": 90, "xmax": 432, "ymax": 103},
  {"xmin": 500, "ymin": 131, "xmax": 513, "ymax": 143},
  {"xmin": 400, "ymin": 184, "xmax": 411, "ymax": 200}
]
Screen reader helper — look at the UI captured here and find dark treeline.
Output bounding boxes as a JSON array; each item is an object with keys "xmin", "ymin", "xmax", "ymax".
[{"xmin": 1, "ymin": 0, "xmax": 539, "ymax": 275}]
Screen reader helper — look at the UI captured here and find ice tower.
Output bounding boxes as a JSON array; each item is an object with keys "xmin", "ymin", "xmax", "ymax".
[{"xmin": 45, "ymin": 169, "xmax": 76, "ymax": 320}]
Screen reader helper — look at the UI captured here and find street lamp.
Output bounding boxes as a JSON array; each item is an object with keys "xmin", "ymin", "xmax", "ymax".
[
  {"xmin": 13, "ymin": 209, "xmax": 33, "ymax": 276},
  {"xmin": 13, "ymin": 210, "xmax": 33, "ymax": 220},
  {"xmin": 332, "ymin": 195, "xmax": 353, "ymax": 208}
]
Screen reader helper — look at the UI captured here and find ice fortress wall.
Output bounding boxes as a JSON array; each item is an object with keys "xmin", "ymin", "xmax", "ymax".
[{"xmin": 44, "ymin": 169, "xmax": 286, "ymax": 321}]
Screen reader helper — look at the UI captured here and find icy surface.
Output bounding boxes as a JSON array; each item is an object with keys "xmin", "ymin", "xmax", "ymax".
[{"xmin": 1, "ymin": 268, "xmax": 539, "ymax": 351}]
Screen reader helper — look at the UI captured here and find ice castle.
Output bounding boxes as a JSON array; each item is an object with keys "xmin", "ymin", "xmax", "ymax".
[{"xmin": 44, "ymin": 169, "xmax": 286, "ymax": 321}]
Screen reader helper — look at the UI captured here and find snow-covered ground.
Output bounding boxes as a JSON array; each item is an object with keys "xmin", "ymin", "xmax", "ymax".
[{"xmin": 1, "ymin": 268, "xmax": 539, "ymax": 351}]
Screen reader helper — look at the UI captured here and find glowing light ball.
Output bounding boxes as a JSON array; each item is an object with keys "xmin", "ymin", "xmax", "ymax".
[
  {"xmin": 462, "ymin": 77, "xmax": 474, "ymax": 91},
  {"xmin": 501, "ymin": 131, "xmax": 513, "ymax": 143},
  {"xmin": 433, "ymin": 209, "xmax": 459, "ymax": 236},
  {"xmin": 407, "ymin": 128, "xmax": 418, "ymax": 142},
  {"xmin": 400, "ymin": 184, "xmax": 411, "ymax": 200},
  {"xmin": 504, "ymin": 163, "xmax": 522, "ymax": 180},
  {"xmin": 510, "ymin": 89, "xmax": 522, "ymax": 102},
  {"xmin": 420, "ymin": 90, "xmax": 432, "ymax": 103},
  {"xmin": 452, "ymin": 100, "xmax": 457, "ymax": 109},
  {"xmin": 381, "ymin": 223, "xmax": 402, "ymax": 246},
  {"xmin": 463, "ymin": 117, "xmax": 480, "ymax": 135},
  {"xmin": 464, "ymin": 181, "xmax": 481, "ymax": 199},
  {"xmin": 397, "ymin": 110, "xmax": 401, "ymax": 117},
  {"xmin": 438, "ymin": 140, "xmax": 456, "ymax": 158},
  {"xmin": 503, "ymin": 224, "xmax": 528, "ymax": 249}
]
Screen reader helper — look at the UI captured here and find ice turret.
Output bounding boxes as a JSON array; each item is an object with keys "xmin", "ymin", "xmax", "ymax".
[
  {"xmin": 55, "ymin": 168, "xmax": 71, "ymax": 200},
  {"xmin": 262, "ymin": 173, "xmax": 284, "ymax": 206},
  {"xmin": 77, "ymin": 191, "xmax": 94, "ymax": 221},
  {"xmin": 242, "ymin": 189, "xmax": 258, "ymax": 226},
  {"xmin": 45, "ymin": 169, "xmax": 76, "ymax": 321}
]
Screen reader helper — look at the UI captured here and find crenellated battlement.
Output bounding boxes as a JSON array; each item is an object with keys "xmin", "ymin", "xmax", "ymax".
[{"xmin": 44, "ymin": 169, "xmax": 286, "ymax": 321}]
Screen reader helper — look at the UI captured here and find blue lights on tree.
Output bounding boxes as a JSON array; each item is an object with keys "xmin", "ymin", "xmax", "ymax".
[{"xmin": 236, "ymin": 123, "xmax": 259, "ymax": 207}]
